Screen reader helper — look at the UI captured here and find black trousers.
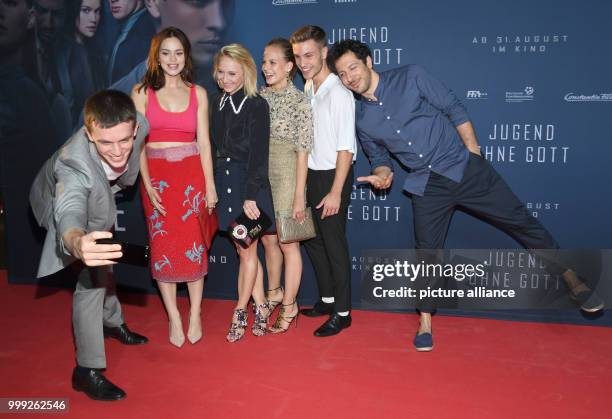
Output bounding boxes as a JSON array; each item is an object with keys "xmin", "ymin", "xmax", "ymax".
[
  {"xmin": 303, "ymin": 167, "xmax": 354, "ymax": 313},
  {"xmin": 412, "ymin": 152, "xmax": 562, "ymax": 312}
]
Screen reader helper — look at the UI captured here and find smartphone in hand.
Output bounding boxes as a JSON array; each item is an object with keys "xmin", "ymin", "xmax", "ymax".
[{"xmin": 95, "ymin": 238, "xmax": 150, "ymax": 266}]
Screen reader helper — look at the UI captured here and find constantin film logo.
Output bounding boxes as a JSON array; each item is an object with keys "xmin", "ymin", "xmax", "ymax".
[
  {"xmin": 472, "ymin": 34, "xmax": 568, "ymax": 54},
  {"xmin": 505, "ymin": 86, "xmax": 534, "ymax": 103},
  {"xmin": 564, "ymin": 92, "xmax": 612, "ymax": 102},
  {"xmin": 466, "ymin": 90, "xmax": 488, "ymax": 100},
  {"xmin": 272, "ymin": 0, "xmax": 317, "ymax": 5}
]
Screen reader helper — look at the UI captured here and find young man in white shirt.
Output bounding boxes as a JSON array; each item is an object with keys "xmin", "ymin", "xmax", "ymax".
[{"xmin": 290, "ymin": 25, "xmax": 357, "ymax": 337}]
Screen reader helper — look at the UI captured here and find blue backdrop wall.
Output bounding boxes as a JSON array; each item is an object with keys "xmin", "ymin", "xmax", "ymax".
[{"xmin": 2, "ymin": 0, "xmax": 611, "ymax": 324}]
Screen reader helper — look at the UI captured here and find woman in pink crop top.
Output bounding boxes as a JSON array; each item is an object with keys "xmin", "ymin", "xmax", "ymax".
[{"xmin": 132, "ymin": 27, "xmax": 217, "ymax": 348}]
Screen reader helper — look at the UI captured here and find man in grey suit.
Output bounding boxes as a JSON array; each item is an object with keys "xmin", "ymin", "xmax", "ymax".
[{"xmin": 30, "ymin": 90, "xmax": 150, "ymax": 401}]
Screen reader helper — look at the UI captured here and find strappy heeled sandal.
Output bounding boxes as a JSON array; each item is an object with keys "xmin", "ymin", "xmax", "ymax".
[
  {"xmin": 268, "ymin": 300, "xmax": 299, "ymax": 334},
  {"xmin": 226, "ymin": 308, "xmax": 248, "ymax": 343},
  {"xmin": 266, "ymin": 286, "xmax": 284, "ymax": 314},
  {"xmin": 252, "ymin": 302, "xmax": 271, "ymax": 336}
]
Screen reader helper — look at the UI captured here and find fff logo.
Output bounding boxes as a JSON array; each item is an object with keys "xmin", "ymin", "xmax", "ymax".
[{"xmin": 467, "ymin": 90, "xmax": 488, "ymax": 99}]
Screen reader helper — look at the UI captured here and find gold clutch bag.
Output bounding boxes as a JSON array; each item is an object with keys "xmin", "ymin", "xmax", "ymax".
[{"xmin": 276, "ymin": 207, "xmax": 316, "ymax": 243}]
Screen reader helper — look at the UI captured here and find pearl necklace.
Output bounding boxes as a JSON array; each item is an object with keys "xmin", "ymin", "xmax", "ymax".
[{"xmin": 219, "ymin": 92, "xmax": 248, "ymax": 114}]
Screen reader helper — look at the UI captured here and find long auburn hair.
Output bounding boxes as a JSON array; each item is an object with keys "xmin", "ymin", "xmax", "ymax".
[{"xmin": 138, "ymin": 27, "xmax": 194, "ymax": 92}]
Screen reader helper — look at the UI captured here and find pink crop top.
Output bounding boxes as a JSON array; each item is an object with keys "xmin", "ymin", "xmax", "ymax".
[{"xmin": 146, "ymin": 86, "xmax": 197, "ymax": 143}]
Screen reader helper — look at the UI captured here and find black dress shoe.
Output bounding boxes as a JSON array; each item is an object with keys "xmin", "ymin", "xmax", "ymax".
[
  {"xmin": 72, "ymin": 368, "xmax": 126, "ymax": 401},
  {"xmin": 103, "ymin": 323, "xmax": 148, "ymax": 345},
  {"xmin": 314, "ymin": 313, "xmax": 351, "ymax": 337},
  {"xmin": 300, "ymin": 300, "xmax": 334, "ymax": 318}
]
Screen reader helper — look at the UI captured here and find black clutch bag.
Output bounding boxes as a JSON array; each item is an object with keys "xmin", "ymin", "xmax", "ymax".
[{"xmin": 229, "ymin": 210, "xmax": 272, "ymax": 248}]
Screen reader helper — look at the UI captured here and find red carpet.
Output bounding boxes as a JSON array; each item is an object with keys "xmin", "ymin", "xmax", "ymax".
[{"xmin": 1, "ymin": 272, "xmax": 611, "ymax": 418}]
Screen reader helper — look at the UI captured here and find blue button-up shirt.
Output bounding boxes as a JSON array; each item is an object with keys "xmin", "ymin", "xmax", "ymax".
[{"xmin": 356, "ymin": 65, "xmax": 470, "ymax": 196}]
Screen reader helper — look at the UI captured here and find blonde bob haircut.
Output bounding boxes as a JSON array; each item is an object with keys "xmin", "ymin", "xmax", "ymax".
[{"xmin": 213, "ymin": 43, "xmax": 258, "ymax": 98}]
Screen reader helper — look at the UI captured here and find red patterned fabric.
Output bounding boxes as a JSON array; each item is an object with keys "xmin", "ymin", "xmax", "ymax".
[{"xmin": 141, "ymin": 148, "xmax": 208, "ymax": 282}]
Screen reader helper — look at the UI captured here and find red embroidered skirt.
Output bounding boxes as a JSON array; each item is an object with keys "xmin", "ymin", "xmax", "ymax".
[{"xmin": 141, "ymin": 143, "xmax": 208, "ymax": 282}]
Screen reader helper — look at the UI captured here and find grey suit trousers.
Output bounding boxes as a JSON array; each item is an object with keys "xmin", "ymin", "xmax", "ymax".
[{"xmin": 72, "ymin": 263, "xmax": 124, "ymax": 369}]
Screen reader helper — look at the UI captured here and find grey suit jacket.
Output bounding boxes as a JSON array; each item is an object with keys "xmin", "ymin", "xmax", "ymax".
[{"xmin": 30, "ymin": 112, "xmax": 150, "ymax": 278}]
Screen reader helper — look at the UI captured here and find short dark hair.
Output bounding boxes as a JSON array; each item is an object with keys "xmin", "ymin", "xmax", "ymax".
[
  {"xmin": 84, "ymin": 90, "xmax": 136, "ymax": 131},
  {"xmin": 328, "ymin": 39, "xmax": 372, "ymax": 74},
  {"xmin": 289, "ymin": 25, "xmax": 327, "ymax": 47}
]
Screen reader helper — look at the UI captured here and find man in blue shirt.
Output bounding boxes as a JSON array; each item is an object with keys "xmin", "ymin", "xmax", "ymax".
[{"xmin": 329, "ymin": 40, "xmax": 603, "ymax": 351}]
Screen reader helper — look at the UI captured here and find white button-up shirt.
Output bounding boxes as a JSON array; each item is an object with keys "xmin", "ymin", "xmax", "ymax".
[
  {"xmin": 305, "ymin": 73, "xmax": 357, "ymax": 170},
  {"xmin": 101, "ymin": 159, "xmax": 128, "ymax": 181}
]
